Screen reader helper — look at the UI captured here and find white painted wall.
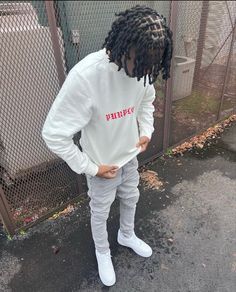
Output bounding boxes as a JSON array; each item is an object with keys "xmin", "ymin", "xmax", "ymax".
[
  {"xmin": 174, "ymin": 1, "xmax": 202, "ymax": 60},
  {"xmin": 202, "ymin": 1, "xmax": 236, "ymax": 67},
  {"xmin": 174, "ymin": 1, "xmax": 235, "ymax": 67}
]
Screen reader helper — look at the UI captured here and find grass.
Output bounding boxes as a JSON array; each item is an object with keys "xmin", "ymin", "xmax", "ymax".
[
  {"xmin": 173, "ymin": 90, "xmax": 219, "ymax": 116},
  {"xmin": 154, "ymin": 78, "xmax": 235, "ymax": 120}
]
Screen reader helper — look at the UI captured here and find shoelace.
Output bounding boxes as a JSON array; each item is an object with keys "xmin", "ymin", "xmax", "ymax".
[
  {"xmin": 137, "ymin": 238, "xmax": 144, "ymax": 246},
  {"xmin": 132, "ymin": 235, "xmax": 144, "ymax": 246},
  {"xmin": 100, "ymin": 253, "xmax": 112, "ymax": 265}
]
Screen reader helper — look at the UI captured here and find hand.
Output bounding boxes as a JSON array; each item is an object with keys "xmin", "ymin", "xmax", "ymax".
[
  {"xmin": 136, "ymin": 136, "xmax": 150, "ymax": 153},
  {"xmin": 96, "ymin": 165, "xmax": 119, "ymax": 178}
]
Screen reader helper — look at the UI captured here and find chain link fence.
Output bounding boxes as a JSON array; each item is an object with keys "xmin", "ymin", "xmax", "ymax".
[
  {"xmin": 0, "ymin": 1, "xmax": 235, "ymax": 234},
  {"xmin": 0, "ymin": 1, "xmax": 80, "ymax": 232},
  {"xmin": 169, "ymin": 1, "xmax": 236, "ymax": 146}
]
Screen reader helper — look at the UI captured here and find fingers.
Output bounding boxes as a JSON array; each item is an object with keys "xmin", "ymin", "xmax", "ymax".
[
  {"xmin": 136, "ymin": 137, "xmax": 150, "ymax": 152},
  {"xmin": 108, "ymin": 171, "xmax": 117, "ymax": 178},
  {"xmin": 136, "ymin": 142, "xmax": 148, "ymax": 151},
  {"xmin": 103, "ymin": 171, "xmax": 118, "ymax": 179},
  {"xmin": 102, "ymin": 165, "xmax": 118, "ymax": 174},
  {"xmin": 140, "ymin": 145, "xmax": 147, "ymax": 152},
  {"xmin": 110, "ymin": 165, "xmax": 119, "ymax": 170},
  {"xmin": 141, "ymin": 142, "xmax": 148, "ymax": 152},
  {"xmin": 106, "ymin": 165, "xmax": 119, "ymax": 171},
  {"xmin": 108, "ymin": 166, "xmax": 119, "ymax": 177},
  {"xmin": 98, "ymin": 165, "xmax": 119, "ymax": 179},
  {"xmin": 136, "ymin": 139, "xmax": 148, "ymax": 148}
]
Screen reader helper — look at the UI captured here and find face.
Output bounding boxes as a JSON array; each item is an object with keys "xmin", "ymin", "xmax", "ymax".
[
  {"xmin": 121, "ymin": 47, "xmax": 136, "ymax": 77},
  {"xmin": 121, "ymin": 47, "xmax": 164, "ymax": 78}
]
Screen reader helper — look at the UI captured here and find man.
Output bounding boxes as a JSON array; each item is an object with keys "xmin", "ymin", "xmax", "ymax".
[{"xmin": 42, "ymin": 5, "xmax": 173, "ymax": 286}]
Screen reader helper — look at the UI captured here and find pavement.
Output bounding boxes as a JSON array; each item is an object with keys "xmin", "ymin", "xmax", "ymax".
[{"xmin": 0, "ymin": 123, "xmax": 236, "ymax": 292}]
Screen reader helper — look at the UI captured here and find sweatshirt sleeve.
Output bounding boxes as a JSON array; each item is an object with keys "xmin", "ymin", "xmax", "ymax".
[
  {"xmin": 42, "ymin": 70, "xmax": 99, "ymax": 176},
  {"xmin": 137, "ymin": 84, "xmax": 156, "ymax": 140}
]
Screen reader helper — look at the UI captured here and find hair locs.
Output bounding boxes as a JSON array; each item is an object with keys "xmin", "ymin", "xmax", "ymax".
[{"xmin": 102, "ymin": 5, "xmax": 173, "ymax": 86}]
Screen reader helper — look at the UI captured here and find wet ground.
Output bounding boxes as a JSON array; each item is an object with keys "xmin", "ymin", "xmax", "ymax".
[{"xmin": 0, "ymin": 123, "xmax": 236, "ymax": 292}]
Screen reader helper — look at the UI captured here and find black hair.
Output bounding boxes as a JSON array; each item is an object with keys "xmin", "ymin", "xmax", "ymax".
[{"xmin": 102, "ymin": 5, "xmax": 173, "ymax": 86}]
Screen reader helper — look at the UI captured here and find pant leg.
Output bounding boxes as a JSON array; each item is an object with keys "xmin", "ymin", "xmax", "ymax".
[
  {"xmin": 116, "ymin": 157, "xmax": 140, "ymax": 238},
  {"xmin": 86, "ymin": 171, "xmax": 121, "ymax": 253}
]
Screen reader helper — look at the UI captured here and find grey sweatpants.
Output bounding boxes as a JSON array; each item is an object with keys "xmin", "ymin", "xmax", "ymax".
[{"xmin": 86, "ymin": 157, "xmax": 140, "ymax": 254}]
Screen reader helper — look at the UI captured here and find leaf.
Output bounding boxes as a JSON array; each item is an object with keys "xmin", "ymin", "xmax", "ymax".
[
  {"xmin": 19, "ymin": 230, "xmax": 26, "ymax": 235},
  {"xmin": 23, "ymin": 217, "xmax": 34, "ymax": 224},
  {"xmin": 49, "ymin": 204, "xmax": 75, "ymax": 220},
  {"xmin": 171, "ymin": 114, "xmax": 236, "ymax": 156},
  {"xmin": 165, "ymin": 148, "xmax": 173, "ymax": 157},
  {"xmin": 7, "ymin": 234, "xmax": 12, "ymax": 241},
  {"xmin": 140, "ymin": 170, "xmax": 164, "ymax": 190}
]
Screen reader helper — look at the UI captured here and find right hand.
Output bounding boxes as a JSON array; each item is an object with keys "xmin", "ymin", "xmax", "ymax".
[{"xmin": 96, "ymin": 165, "xmax": 119, "ymax": 179}]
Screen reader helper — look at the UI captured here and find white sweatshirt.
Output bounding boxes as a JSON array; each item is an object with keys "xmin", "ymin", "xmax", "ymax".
[{"xmin": 42, "ymin": 49, "xmax": 155, "ymax": 176}]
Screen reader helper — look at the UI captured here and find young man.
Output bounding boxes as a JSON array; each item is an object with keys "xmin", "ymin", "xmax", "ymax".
[{"xmin": 42, "ymin": 5, "xmax": 172, "ymax": 286}]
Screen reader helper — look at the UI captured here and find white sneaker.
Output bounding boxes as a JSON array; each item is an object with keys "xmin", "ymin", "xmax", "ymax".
[
  {"xmin": 95, "ymin": 249, "xmax": 116, "ymax": 286},
  {"xmin": 117, "ymin": 229, "xmax": 153, "ymax": 257}
]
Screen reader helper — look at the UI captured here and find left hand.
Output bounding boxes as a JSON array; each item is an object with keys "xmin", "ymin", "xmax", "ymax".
[{"xmin": 136, "ymin": 136, "xmax": 150, "ymax": 153}]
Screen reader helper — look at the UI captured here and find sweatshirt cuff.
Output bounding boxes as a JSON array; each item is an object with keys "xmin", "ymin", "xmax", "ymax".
[
  {"xmin": 139, "ymin": 128, "xmax": 153, "ymax": 140},
  {"xmin": 84, "ymin": 159, "xmax": 99, "ymax": 176}
]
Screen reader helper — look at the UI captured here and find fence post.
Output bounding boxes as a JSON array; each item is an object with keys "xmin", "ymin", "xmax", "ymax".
[
  {"xmin": 217, "ymin": 19, "xmax": 236, "ymax": 120},
  {"xmin": 0, "ymin": 185, "xmax": 15, "ymax": 236},
  {"xmin": 45, "ymin": 0, "xmax": 66, "ymax": 88},
  {"xmin": 193, "ymin": 0, "xmax": 209, "ymax": 87},
  {"xmin": 45, "ymin": 1, "xmax": 84, "ymax": 197},
  {"xmin": 163, "ymin": 0, "xmax": 178, "ymax": 151}
]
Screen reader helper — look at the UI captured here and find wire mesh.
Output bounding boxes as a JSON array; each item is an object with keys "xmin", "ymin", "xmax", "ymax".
[
  {"xmin": 53, "ymin": 0, "xmax": 171, "ymax": 162},
  {"xmin": 220, "ymin": 1, "xmax": 236, "ymax": 118},
  {"xmin": 0, "ymin": 0, "xmax": 235, "ymax": 233},
  {"xmin": 54, "ymin": 0, "xmax": 171, "ymax": 160},
  {"xmin": 0, "ymin": 1, "xmax": 79, "ymax": 228},
  {"xmin": 0, "ymin": 0, "xmax": 171, "ymax": 232},
  {"xmin": 222, "ymin": 38, "xmax": 236, "ymax": 117},
  {"xmin": 169, "ymin": 0, "xmax": 236, "ymax": 146},
  {"xmin": 53, "ymin": 1, "xmax": 170, "ymax": 71}
]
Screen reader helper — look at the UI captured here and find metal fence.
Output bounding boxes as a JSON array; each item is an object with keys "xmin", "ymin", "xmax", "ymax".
[
  {"xmin": 169, "ymin": 1, "xmax": 236, "ymax": 146},
  {"xmin": 0, "ymin": 1, "xmax": 235, "ymax": 235}
]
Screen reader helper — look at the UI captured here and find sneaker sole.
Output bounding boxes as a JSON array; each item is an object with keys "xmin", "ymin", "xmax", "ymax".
[
  {"xmin": 98, "ymin": 266, "xmax": 116, "ymax": 286},
  {"xmin": 99, "ymin": 275, "xmax": 116, "ymax": 287}
]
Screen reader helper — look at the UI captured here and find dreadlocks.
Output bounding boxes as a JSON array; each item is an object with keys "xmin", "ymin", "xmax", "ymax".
[{"xmin": 103, "ymin": 5, "xmax": 173, "ymax": 86}]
